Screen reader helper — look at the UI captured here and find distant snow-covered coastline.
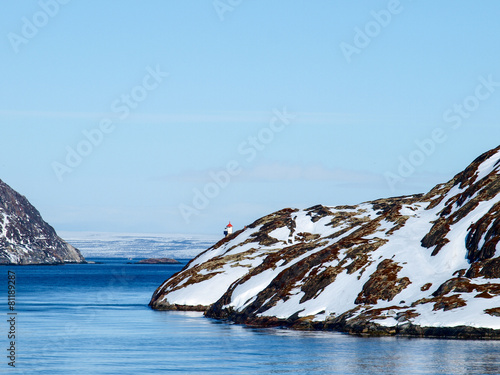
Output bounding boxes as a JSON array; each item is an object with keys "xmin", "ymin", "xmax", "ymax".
[{"xmin": 60, "ymin": 232, "xmax": 219, "ymax": 259}]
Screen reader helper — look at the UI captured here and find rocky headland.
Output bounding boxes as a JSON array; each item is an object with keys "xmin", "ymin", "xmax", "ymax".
[
  {"xmin": 0, "ymin": 179, "xmax": 85, "ymax": 265},
  {"xmin": 150, "ymin": 146, "xmax": 500, "ymax": 339}
]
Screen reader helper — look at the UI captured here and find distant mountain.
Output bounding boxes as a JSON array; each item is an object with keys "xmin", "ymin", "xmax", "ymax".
[
  {"xmin": 150, "ymin": 146, "xmax": 500, "ymax": 339},
  {"xmin": 0, "ymin": 179, "xmax": 85, "ymax": 265}
]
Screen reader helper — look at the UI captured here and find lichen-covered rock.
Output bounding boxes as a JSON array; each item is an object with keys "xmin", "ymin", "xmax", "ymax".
[
  {"xmin": 0, "ymin": 179, "xmax": 85, "ymax": 265},
  {"xmin": 355, "ymin": 259, "xmax": 411, "ymax": 305},
  {"xmin": 150, "ymin": 145, "xmax": 500, "ymax": 339}
]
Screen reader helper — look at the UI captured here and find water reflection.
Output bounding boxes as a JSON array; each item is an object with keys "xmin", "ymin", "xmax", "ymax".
[
  {"xmin": 11, "ymin": 260, "xmax": 500, "ymax": 374},
  {"xmin": 205, "ymin": 319, "xmax": 500, "ymax": 375}
]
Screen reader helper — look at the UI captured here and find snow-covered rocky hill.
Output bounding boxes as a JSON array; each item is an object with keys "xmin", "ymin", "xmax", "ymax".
[
  {"xmin": 150, "ymin": 146, "xmax": 500, "ymax": 338},
  {"xmin": 0, "ymin": 179, "xmax": 85, "ymax": 265}
]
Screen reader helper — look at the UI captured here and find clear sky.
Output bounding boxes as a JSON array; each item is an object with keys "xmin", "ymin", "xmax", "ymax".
[{"xmin": 0, "ymin": 1, "xmax": 499, "ymax": 235}]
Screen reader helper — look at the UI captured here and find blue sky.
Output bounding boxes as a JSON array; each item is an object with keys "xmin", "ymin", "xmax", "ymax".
[{"xmin": 0, "ymin": 1, "xmax": 499, "ymax": 235}]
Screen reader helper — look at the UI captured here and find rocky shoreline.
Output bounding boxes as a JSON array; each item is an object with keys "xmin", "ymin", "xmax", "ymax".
[{"xmin": 150, "ymin": 303, "xmax": 500, "ymax": 340}]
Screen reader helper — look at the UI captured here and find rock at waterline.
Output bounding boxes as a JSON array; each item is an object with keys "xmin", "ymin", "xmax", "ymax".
[{"xmin": 136, "ymin": 258, "xmax": 181, "ymax": 264}]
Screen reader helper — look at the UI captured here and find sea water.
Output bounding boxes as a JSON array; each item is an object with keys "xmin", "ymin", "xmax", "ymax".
[{"xmin": 3, "ymin": 259, "xmax": 500, "ymax": 374}]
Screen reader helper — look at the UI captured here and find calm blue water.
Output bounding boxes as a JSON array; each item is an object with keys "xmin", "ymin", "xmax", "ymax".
[{"xmin": 3, "ymin": 259, "xmax": 500, "ymax": 374}]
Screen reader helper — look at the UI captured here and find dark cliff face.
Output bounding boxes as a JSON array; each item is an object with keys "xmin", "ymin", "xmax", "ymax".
[
  {"xmin": 150, "ymin": 146, "xmax": 500, "ymax": 338},
  {"xmin": 0, "ymin": 179, "xmax": 85, "ymax": 265}
]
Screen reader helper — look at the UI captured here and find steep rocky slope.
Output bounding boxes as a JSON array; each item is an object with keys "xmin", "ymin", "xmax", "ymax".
[
  {"xmin": 0, "ymin": 179, "xmax": 85, "ymax": 265},
  {"xmin": 150, "ymin": 146, "xmax": 500, "ymax": 338}
]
